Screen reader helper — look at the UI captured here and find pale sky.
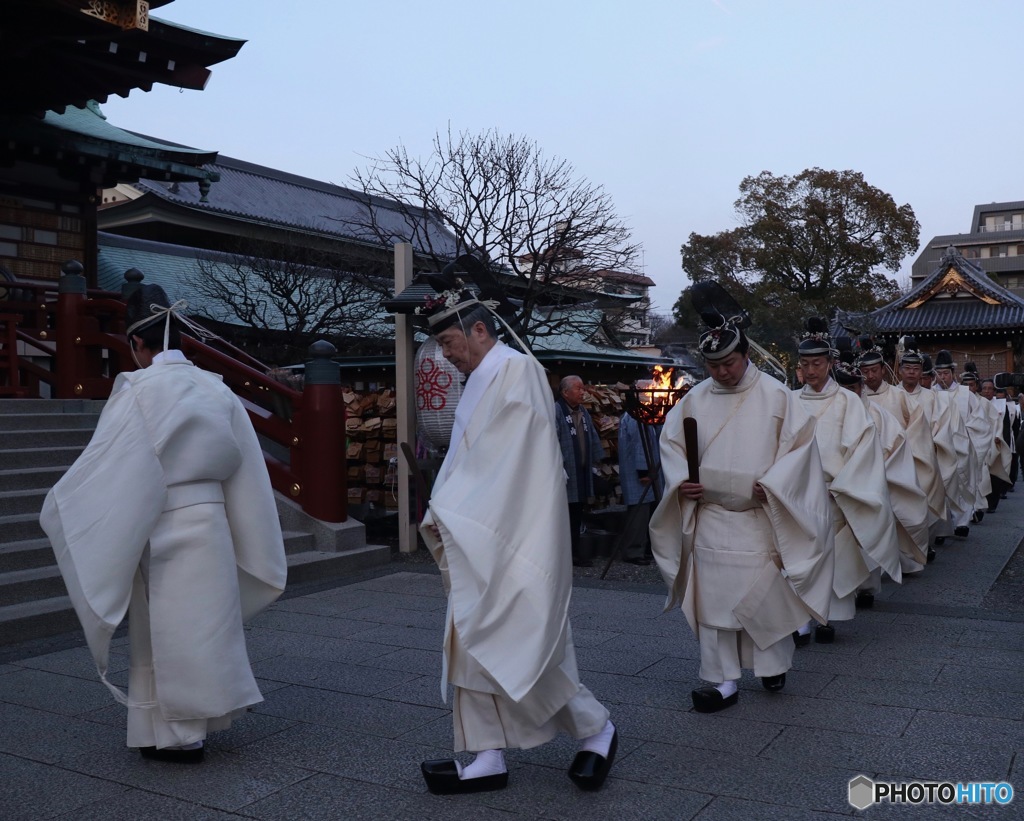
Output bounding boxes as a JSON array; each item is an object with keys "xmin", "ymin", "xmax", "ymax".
[{"xmin": 102, "ymin": 0, "xmax": 1024, "ymax": 316}]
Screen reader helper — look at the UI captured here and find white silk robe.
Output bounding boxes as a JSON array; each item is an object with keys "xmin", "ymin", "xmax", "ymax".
[
  {"xmin": 865, "ymin": 381, "xmax": 946, "ymax": 526},
  {"xmin": 898, "ymin": 384, "xmax": 962, "ymax": 525},
  {"xmin": 40, "ymin": 356, "xmax": 287, "ymax": 749},
  {"xmin": 981, "ymin": 397, "xmax": 1013, "ymax": 483},
  {"xmin": 931, "ymin": 387, "xmax": 979, "ymax": 525},
  {"xmin": 861, "ymin": 399, "xmax": 930, "ymax": 572},
  {"xmin": 650, "ymin": 365, "xmax": 834, "ymax": 655},
  {"xmin": 800, "ymin": 380, "xmax": 901, "ymax": 620},
  {"xmin": 420, "ymin": 343, "xmax": 606, "ymax": 751}
]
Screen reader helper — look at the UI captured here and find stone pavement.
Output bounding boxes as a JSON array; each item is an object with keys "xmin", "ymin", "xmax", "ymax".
[{"xmin": 2, "ymin": 496, "xmax": 1023, "ymax": 820}]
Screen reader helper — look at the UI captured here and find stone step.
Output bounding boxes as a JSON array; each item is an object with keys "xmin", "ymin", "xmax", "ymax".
[
  {"xmin": 0, "ymin": 428, "xmax": 94, "ymax": 449},
  {"xmin": 1, "ymin": 447, "xmax": 82, "ymax": 470},
  {"xmin": 0, "ymin": 513, "xmax": 45, "ymax": 544},
  {"xmin": 0, "ymin": 539, "xmax": 53, "ymax": 573},
  {"xmin": 0, "ymin": 398, "xmax": 106, "ymax": 415},
  {"xmin": 0, "ymin": 565, "xmax": 67, "ymax": 607},
  {"xmin": 0, "ymin": 487, "xmax": 47, "ymax": 517},
  {"xmin": 285, "ymin": 544, "xmax": 392, "ymax": 585},
  {"xmin": 282, "ymin": 530, "xmax": 316, "ymax": 555},
  {"xmin": 0, "ymin": 413, "xmax": 100, "ymax": 431},
  {"xmin": 0, "ymin": 595, "xmax": 80, "ymax": 647},
  {"xmin": 0, "ymin": 544, "xmax": 392, "ymax": 646},
  {"xmin": 0, "ymin": 466, "xmax": 68, "ymax": 493}
]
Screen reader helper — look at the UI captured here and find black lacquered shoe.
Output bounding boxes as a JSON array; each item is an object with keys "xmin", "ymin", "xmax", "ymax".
[
  {"xmin": 139, "ymin": 744, "xmax": 204, "ymax": 763},
  {"xmin": 814, "ymin": 624, "xmax": 836, "ymax": 644},
  {"xmin": 792, "ymin": 631, "xmax": 811, "ymax": 647},
  {"xmin": 761, "ymin": 673, "xmax": 786, "ymax": 691},
  {"xmin": 855, "ymin": 591, "xmax": 874, "ymax": 609},
  {"xmin": 691, "ymin": 686, "xmax": 738, "ymax": 713},
  {"xmin": 421, "ymin": 759, "xmax": 508, "ymax": 795},
  {"xmin": 568, "ymin": 730, "xmax": 618, "ymax": 791},
  {"xmin": 954, "ymin": 526, "xmax": 969, "ymax": 538},
  {"xmin": 927, "ymin": 548, "xmax": 937, "ymax": 562}
]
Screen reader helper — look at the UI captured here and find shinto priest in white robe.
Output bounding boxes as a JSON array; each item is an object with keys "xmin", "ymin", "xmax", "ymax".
[
  {"xmin": 860, "ymin": 397, "xmax": 930, "ymax": 574},
  {"xmin": 420, "ymin": 341, "xmax": 608, "ymax": 752},
  {"xmin": 799, "ymin": 378, "xmax": 902, "ymax": 620},
  {"xmin": 650, "ymin": 364, "xmax": 834, "ymax": 683},
  {"xmin": 865, "ymin": 380, "xmax": 947, "ymax": 530},
  {"xmin": 898, "ymin": 383, "xmax": 962, "ymax": 536},
  {"xmin": 40, "ymin": 353, "xmax": 287, "ymax": 750}
]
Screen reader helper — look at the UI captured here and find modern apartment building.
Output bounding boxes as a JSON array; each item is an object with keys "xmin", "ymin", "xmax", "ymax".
[{"xmin": 911, "ymin": 201, "xmax": 1024, "ymax": 292}]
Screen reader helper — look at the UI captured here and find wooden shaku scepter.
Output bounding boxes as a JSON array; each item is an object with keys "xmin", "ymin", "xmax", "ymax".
[{"xmin": 683, "ymin": 416, "xmax": 699, "ymax": 483}]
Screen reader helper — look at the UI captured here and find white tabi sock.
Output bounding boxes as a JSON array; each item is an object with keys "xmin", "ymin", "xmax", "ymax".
[
  {"xmin": 715, "ymin": 680, "xmax": 738, "ymax": 698},
  {"xmin": 796, "ymin": 621, "xmax": 813, "ymax": 636},
  {"xmin": 456, "ymin": 748, "xmax": 506, "ymax": 780},
  {"xmin": 580, "ymin": 719, "xmax": 616, "ymax": 756}
]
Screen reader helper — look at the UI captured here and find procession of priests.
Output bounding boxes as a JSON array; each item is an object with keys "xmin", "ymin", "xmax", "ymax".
[
  {"xmin": 648, "ymin": 305, "xmax": 1017, "ymax": 713},
  {"xmin": 38, "ymin": 270, "xmax": 1017, "ymax": 791}
]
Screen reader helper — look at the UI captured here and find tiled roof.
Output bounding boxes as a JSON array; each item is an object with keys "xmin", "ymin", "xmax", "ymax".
[
  {"xmin": 131, "ymin": 156, "xmax": 457, "ymax": 256},
  {"xmin": 96, "ymin": 232, "xmax": 392, "ymax": 337},
  {"xmin": 842, "ymin": 246, "xmax": 1024, "ymax": 335}
]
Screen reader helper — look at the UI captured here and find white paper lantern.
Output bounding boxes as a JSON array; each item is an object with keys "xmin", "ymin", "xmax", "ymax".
[{"xmin": 415, "ymin": 337, "xmax": 463, "ymax": 449}]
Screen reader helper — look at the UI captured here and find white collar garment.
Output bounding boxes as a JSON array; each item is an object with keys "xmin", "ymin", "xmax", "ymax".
[{"xmin": 443, "ymin": 340, "xmax": 519, "ymax": 478}]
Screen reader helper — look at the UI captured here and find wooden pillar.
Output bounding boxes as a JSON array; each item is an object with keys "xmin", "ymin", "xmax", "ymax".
[
  {"xmin": 298, "ymin": 340, "xmax": 347, "ymax": 522},
  {"xmin": 54, "ymin": 260, "xmax": 87, "ymax": 399},
  {"xmin": 394, "ymin": 243, "xmax": 418, "ymax": 553}
]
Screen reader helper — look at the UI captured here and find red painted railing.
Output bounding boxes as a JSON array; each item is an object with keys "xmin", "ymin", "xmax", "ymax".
[{"xmin": 0, "ymin": 262, "xmax": 347, "ymax": 522}]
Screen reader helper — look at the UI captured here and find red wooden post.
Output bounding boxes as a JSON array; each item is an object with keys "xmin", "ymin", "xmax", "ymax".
[
  {"xmin": 54, "ymin": 260, "xmax": 87, "ymax": 399},
  {"xmin": 297, "ymin": 340, "xmax": 347, "ymax": 522}
]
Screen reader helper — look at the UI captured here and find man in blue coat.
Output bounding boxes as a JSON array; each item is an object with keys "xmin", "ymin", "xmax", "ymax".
[{"xmin": 555, "ymin": 375, "xmax": 604, "ymax": 566}]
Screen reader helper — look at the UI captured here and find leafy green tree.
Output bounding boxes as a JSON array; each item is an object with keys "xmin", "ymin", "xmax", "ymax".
[{"xmin": 675, "ymin": 168, "xmax": 919, "ymax": 357}]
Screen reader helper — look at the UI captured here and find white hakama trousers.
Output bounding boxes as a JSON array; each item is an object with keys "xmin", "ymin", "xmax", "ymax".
[
  {"xmin": 692, "ymin": 504, "xmax": 798, "ymax": 683},
  {"xmin": 126, "ymin": 498, "xmax": 263, "ymax": 749},
  {"xmin": 450, "ymin": 625, "xmax": 608, "ymax": 753}
]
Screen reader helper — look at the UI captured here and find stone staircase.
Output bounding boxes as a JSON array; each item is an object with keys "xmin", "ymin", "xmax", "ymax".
[{"xmin": 0, "ymin": 398, "xmax": 390, "ymax": 646}]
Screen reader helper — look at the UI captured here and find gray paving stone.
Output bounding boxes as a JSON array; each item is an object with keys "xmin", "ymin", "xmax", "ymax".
[
  {"xmin": 820, "ymin": 673, "xmax": 1024, "ymax": 719},
  {"xmin": 363, "ymin": 646, "xmax": 442, "ymax": 677},
  {"xmin": 0, "ymin": 666, "xmax": 110, "ymax": 715},
  {"xmin": 243, "ymin": 628, "xmax": 394, "ymax": 665},
  {"xmin": 789, "ymin": 647, "xmax": 944, "ymax": 684},
  {"xmin": 597, "ymin": 630, "xmax": 699, "ymax": 658},
  {"xmin": 62, "ymin": 788, "xmax": 245, "ymax": 820},
  {"xmin": 212, "ymin": 711, "xmax": 300, "ymax": 752},
  {"xmin": 377, "ymin": 674, "xmax": 452, "ymax": 710},
  {"xmin": 609, "ymin": 702, "xmax": 782, "ymax": 754},
  {"xmin": 306, "ymin": 587, "xmax": 444, "ymax": 613},
  {"xmin": 0, "ymin": 701, "xmax": 124, "ymax": 764},
  {"xmin": 561, "ymin": 625, "xmax": 620, "ymax": 648},
  {"xmin": 250, "ymin": 654, "xmax": 420, "ymax": 696},
  {"xmin": 961, "ymin": 626, "xmax": 1024, "ymax": 650},
  {"xmin": 570, "ymin": 611, "xmax": 688, "ymax": 639},
  {"xmin": 352, "ymin": 572, "xmax": 446, "ymax": 598},
  {"xmin": 583, "ymin": 669, "xmax": 700, "ymax": 709},
  {"xmin": 64, "ymin": 745, "xmax": 312, "ymax": 813},
  {"xmin": 395, "ymin": 712, "xmax": 453, "ymax": 748},
  {"xmin": 0, "ymin": 751, "xmax": 128, "ymax": 820},
  {"xmin": 238, "ymin": 722, "xmax": 448, "ymax": 793},
  {"xmin": 573, "ymin": 645, "xmax": 666, "ymax": 676},
  {"xmin": 340, "ymin": 623, "xmax": 441, "ymax": 651},
  {"xmin": 761, "ymin": 724, "xmax": 1014, "ymax": 783},
  {"xmin": 0, "ymin": 663, "xmax": 18, "ymax": 675},
  {"xmin": 247, "ymin": 608, "xmax": 373, "ymax": 638},
  {"xmin": 238, "ymin": 771, "xmax": 519, "ymax": 821},
  {"xmin": 252, "ymin": 683, "xmax": 448, "ymax": 739},
  {"xmin": 721, "ymin": 690, "xmax": 915, "ymax": 737},
  {"xmin": 613, "ymin": 740, "xmax": 860, "ymax": 815},
  {"xmin": 902, "ymin": 708, "xmax": 1024, "ymax": 748},
  {"xmin": 341, "ymin": 602, "xmax": 447, "ymax": 630},
  {"xmin": 471, "ymin": 759, "xmax": 711, "ymax": 821},
  {"xmin": 13, "ymin": 645, "xmax": 128, "ymax": 680},
  {"xmin": 691, "ymin": 795, "xmax": 839, "ymax": 821}
]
